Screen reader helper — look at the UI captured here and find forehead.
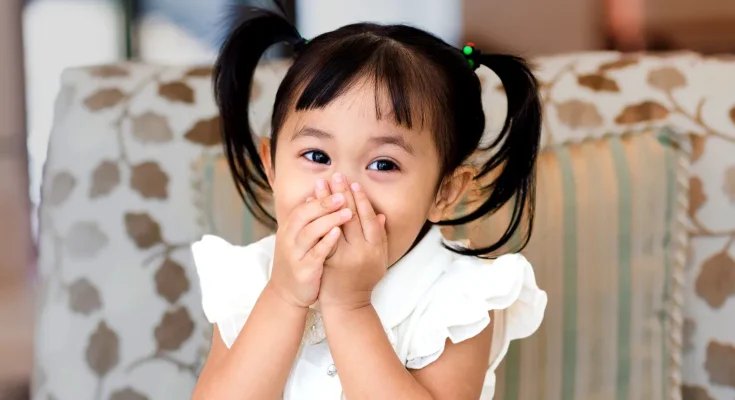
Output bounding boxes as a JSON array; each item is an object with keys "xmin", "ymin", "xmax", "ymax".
[
  {"xmin": 279, "ymin": 82, "xmax": 439, "ymax": 161},
  {"xmin": 289, "ymin": 79, "xmax": 431, "ymax": 137}
]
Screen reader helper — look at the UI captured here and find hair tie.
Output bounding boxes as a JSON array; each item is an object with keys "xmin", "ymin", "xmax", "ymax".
[
  {"xmin": 294, "ymin": 38, "xmax": 310, "ymax": 53},
  {"xmin": 462, "ymin": 42, "xmax": 481, "ymax": 71}
]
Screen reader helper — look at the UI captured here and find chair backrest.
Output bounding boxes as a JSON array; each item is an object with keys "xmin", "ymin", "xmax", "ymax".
[{"xmin": 36, "ymin": 52, "xmax": 735, "ymax": 400}]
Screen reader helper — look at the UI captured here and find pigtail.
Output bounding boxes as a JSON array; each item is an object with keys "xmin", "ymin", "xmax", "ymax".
[
  {"xmin": 444, "ymin": 54, "xmax": 542, "ymax": 257},
  {"xmin": 213, "ymin": 6, "xmax": 301, "ymax": 228}
]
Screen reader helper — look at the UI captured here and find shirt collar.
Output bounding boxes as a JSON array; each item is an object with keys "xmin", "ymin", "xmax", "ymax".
[{"xmin": 371, "ymin": 226, "xmax": 451, "ymax": 329}]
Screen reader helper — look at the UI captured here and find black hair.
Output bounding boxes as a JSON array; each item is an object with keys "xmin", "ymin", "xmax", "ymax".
[{"xmin": 213, "ymin": 5, "xmax": 541, "ymax": 257}]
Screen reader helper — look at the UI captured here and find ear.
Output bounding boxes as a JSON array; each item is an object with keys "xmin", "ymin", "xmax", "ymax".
[
  {"xmin": 258, "ymin": 137, "xmax": 275, "ymax": 186},
  {"xmin": 427, "ymin": 166, "xmax": 474, "ymax": 223}
]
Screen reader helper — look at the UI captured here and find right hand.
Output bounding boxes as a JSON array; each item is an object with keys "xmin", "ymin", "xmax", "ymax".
[{"xmin": 269, "ymin": 180, "xmax": 353, "ymax": 308}]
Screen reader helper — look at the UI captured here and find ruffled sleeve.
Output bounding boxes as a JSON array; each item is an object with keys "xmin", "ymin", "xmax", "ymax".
[
  {"xmin": 191, "ymin": 235, "xmax": 275, "ymax": 348},
  {"xmin": 405, "ymin": 253, "xmax": 547, "ymax": 377}
]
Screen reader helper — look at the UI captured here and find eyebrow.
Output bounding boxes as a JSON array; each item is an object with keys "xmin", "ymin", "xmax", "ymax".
[
  {"xmin": 370, "ymin": 135, "xmax": 414, "ymax": 155},
  {"xmin": 291, "ymin": 127, "xmax": 333, "ymax": 141},
  {"xmin": 291, "ymin": 126, "xmax": 414, "ymax": 155}
]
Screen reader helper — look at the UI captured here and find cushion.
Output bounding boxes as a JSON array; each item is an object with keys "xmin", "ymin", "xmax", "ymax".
[
  {"xmin": 443, "ymin": 127, "xmax": 688, "ymax": 400},
  {"xmin": 191, "ymin": 126, "xmax": 689, "ymax": 400}
]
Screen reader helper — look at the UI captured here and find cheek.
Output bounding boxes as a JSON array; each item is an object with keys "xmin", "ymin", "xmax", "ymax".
[
  {"xmin": 270, "ymin": 145, "xmax": 325, "ymax": 224},
  {"xmin": 364, "ymin": 182, "xmax": 437, "ymax": 265},
  {"xmin": 271, "ymin": 172, "xmax": 315, "ymax": 225}
]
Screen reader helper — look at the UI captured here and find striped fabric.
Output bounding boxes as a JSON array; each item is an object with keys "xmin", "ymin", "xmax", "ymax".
[
  {"xmin": 192, "ymin": 153, "xmax": 274, "ymax": 246},
  {"xmin": 444, "ymin": 127, "xmax": 686, "ymax": 400},
  {"xmin": 192, "ymin": 127, "xmax": 687, "ymax": 400}
]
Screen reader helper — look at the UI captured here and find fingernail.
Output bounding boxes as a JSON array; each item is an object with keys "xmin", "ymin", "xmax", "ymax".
[
  {"xmin": 333, "ymin": 173, "xmax": 344, "ymax": 183},
  {"xmin": 332, "ymin": 193, "xmax": 344, "ymax": 204},
  {"xmin": 316, "ymin": 179, "xmax": 326, "ymax": 190},
  {"xmin": 340, "ymin": 208, "xmax": 352, "ymax": 219},
  {"xmin": 350, "ymin": 182, "xmax": 361, "ymax": 192},
  {"xmin": 330, "ymin": 227, "xmax": 340, "ymax": 236},
  {"xmin": 306, "ymin": 197, "xmax": 315, "ymax": 202}
]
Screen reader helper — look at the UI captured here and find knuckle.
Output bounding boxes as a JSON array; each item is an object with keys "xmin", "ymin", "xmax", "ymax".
[
  {"xmin": 300, "ymin": 223, "xmax": 314, "ymax": 238},
  {"xmin": 308, "ymin": 245, "xmax": 323, "ymax": 261},
  {"xmin": 362, "ymin": 212, "xmax": 377, "ymax": 221},
  {"xmin": 320, "ymin": 197, "xmax": 334, "ymax": 209},
  {"xmin": 291, "ymin": 208, "xmax": 307, "ymax": 225}
]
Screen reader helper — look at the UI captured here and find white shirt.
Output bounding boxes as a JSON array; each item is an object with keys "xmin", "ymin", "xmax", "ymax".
[{"xmin": 192, "ymin": 227, "xmax": 547, "ymax": 399}]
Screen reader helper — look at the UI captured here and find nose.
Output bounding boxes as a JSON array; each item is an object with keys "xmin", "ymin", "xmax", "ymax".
[
  {"xmin": 337, "ymin": 173, "xmax": 370, "ymax": 194},
  {"xmin": 323, "ymin": 170, "xmax": 361, "ymax": 187}
]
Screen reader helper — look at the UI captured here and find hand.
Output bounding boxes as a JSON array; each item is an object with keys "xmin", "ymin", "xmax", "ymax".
[
  {"xmin": 269, "ymin": 184, "xmax": 353, "ymax": 309},
  {"xmin": 318, "ymin": 173, "xmax": 388, "ymax": 311}
]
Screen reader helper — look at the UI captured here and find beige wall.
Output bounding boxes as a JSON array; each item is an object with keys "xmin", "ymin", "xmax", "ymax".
[
  {"xmin": 646, "ymin": 0, "xmax": 735, "ymax": 25},
  {"xmin": 644, "ymin": 0, "xmax": 735, "ymax": 51},
  {"xmin": 0, "ymin": 0, "xmax": 33, "ymax": 385},
  {"xmin": 0, "ymin": 0, "xmax": 31, "ymax": 281},
  {"xmin": 463, "ymin": 0, "xmax": 605, "ymax": 56}
]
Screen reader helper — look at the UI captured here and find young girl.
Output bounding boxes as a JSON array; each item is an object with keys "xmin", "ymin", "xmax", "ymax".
[{"xmin": 191, "ymin": 6, "xmax": 547, "ymax": 400}]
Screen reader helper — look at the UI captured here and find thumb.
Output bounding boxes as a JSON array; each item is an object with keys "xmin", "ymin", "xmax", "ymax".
[
  {"xmin": 377, "ymin": 214, "xmax": 387, "ymax": 243},
  {"xmin": 377, "ymin": 214, "xmax": 386, "ymax": 229}
]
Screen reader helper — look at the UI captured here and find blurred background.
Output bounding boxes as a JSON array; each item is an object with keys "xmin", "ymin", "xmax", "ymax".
[{"xmin": 2, "ymin": 0, "xmax": 735, "ymax": 399}]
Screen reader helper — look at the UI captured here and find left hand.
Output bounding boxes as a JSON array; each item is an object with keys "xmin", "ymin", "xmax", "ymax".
[{"xmin": 315, "ymin": 173, "xmax": 388, "ymax": 311}]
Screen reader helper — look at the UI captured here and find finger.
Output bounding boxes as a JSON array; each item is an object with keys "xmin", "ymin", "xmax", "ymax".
[
  {"xmin": 331, "ymin": 173, "xmax": 362, "ymax": 240},
  {"xmin": 378, "ymin": 214, "xmax": 388, "ymax": 251},
  {"xmin": 350, "ymin": 182, "xmax": 381, "ymax": 243},
  {"xmin": 295, "ymin": 208, "xmax": 353, "ymax": 256},
  {"xmin": 315, "ymin": 178, "xmax": 331, "ymax": 199},
  {"xmin": 285, "ymin": 192, "xmax": 345, "ymax": 239},
  {"xmin": 307, "ymin": 226, "xmax": 342, "ymax": 263},
  {"xmin": 306, "ymin": 196, "xmax": 315, "ymax": 202},
  {"xmin": 378, "ymin": 214, "xmax": 386, "ymax": 229}
]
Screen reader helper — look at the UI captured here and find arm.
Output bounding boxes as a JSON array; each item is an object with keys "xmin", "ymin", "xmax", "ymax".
[
  {"xmin": 323, "ymin": 307, "xmax": 494, "ymax": 400},
  {"xmin": 192, "ymin": 283, "xmax": 307, "ymax": 400},
  {"xmin": 410, "ymin": 312, "xmax": 494, "ymax": 399},
  {"xmin": 193, "ymin": 190, "xmax": 350, "ymax": 399}
]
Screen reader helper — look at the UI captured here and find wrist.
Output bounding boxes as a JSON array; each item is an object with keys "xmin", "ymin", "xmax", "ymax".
[
  {"xmin": 263, "ymin": 282, "xmax": 311, "ymax": 315},
  {"xmin": 320, "ymin": 299, "xmax": 374, "ymax": 318}
]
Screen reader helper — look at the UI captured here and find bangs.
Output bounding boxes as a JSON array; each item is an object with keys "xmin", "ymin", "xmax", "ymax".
[{"xmin": 291, "ymin": 34, "xmax": 447, "ymax": 133}]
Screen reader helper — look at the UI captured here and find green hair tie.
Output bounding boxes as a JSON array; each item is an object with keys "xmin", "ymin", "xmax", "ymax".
[{"xmin": 462, "ymin": 42, "xmax": 480, "ymax": 71}]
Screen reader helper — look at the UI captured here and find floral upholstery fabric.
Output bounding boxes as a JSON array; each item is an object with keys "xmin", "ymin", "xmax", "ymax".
[{"xmin": 36, "ymin": 52, "xmax": 735, "ymax": 399}]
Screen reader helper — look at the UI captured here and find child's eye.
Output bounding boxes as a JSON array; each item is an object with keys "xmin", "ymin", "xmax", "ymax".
[
  {"xmin": 303, "ymin": 150, "xmax": 331, "ymax": 165},
  {"xmin": 367, "ymin": 159, "xmax": 398, "ymax": 171}
]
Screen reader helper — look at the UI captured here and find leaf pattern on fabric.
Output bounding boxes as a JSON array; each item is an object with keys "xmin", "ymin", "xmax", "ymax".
[
  {"xmin": 131, "ymin": 112, "xmax": 174, "ymax": 143},
  {"xmin": 695, "ymin": 251, "xmax": 735, "ymax": 308},
  {"xmin": 705, "ymin": 341, "xmax": 735, "ymax": 388},
  {"xmin": 154, "ymin": 307, "xmax": 195, "ymax": 352},
  {"xmin": 68, "ymin": 278, "xmax": 102, "ymax": 315},
  {"xmin": 65, "ymin": 222, "xmax": 109, "ymax": 258},
  {"xmin": 577, "ymin": 74, "xmax": 620, "ymax": 92},
  {"xmin": 90, "ymin": 161, "xmax": 120, "ymax": 198},
  {"xmin": 614, "ymin": 101, "xmax": 669, "ymax": 124},
  {"xmin": 89, "ymin": 65, "xmax": 130, "ymax": 78},
  {"xmin": 158, "ymin": 81, "xmax": 195, "ymax": 104},
  {"xmin": 124, "ymin": 212, "xmax": 163, "ymax": 249},
  {"xmin": 647, "ymin": 67, "xmax": 687, "ymax": 91},
  {"xmin": 109, "ymin": 388, "xmax": 149, "ymax": 400},
  {"xmin": 131, "ymin": 162, "xmax": 169, "ymax": 200},
  {"xmin": 155, "ymin": 259, "xmax": 190, "ymax": 304},
  {"xmin": 556, "ymin": 100, "xmax": 604, "ymax": 128},
  {"xmin": 83, "ymin": 88, "xmax": 126, "ymax": 111},
  {"xmin": 689, "ymin": 177, "xmax": 707, "ymax": 218},
  {"xmin": 184, "ymin": 117, "xmax": 221, "ymax": 146},
  {"xmin": 46, "ymin": 171, "xmax": 76, "ymax": 206},
  {"xmin": 723, "ymin": 165, "xmax": 735, "ymax": 203},
  {"xmin": 85, "ymin": 321, "xmax": 119, "ymax": 377}
]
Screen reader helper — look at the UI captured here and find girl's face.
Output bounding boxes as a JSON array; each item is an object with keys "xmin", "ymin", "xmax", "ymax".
[{"xmin": 262, "ymin": 82, "xmax": 469, "ymax": 266}]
